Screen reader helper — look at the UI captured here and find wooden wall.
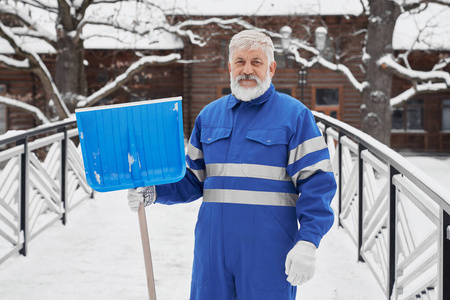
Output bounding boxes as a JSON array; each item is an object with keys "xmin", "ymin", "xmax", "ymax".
[
  {"xmin": 181, "ymin": 15, "xmax": 367, "ymax": 135},
  {"xmin": 85, "ymin": 50, "xmax": 184, "ymax": 106},
  {"xmin": 390, "ymin": 51, "xmax": 450, "ymax": 152},
  {"xmin": 1, "ymin": 15, "xmax": 449, "ymax": 152},
  {"xmin": 0, "ymin": 50, "xmax": 184, "ymax": 132}
]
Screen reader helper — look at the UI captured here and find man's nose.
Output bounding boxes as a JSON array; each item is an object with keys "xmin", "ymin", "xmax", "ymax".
[{"xmin": 242, "ymin": 62, "xmax": 253, "ymax": 75}]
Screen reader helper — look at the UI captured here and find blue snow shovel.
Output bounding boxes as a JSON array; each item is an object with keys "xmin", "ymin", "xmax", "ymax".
[{"xmin": 75, "ymin": 97, "xmax": 186, "ymax": 300}]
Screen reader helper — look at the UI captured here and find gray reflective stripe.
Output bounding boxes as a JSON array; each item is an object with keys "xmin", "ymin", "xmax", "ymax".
[
  {"xmin": 288, "ymin": 136, "xmax": 327, "ymax": 166},
  {"xmin": 188, "ymin": 167, "xmax": 206, "ymax": 182},
  {"xmin": 206, "ymin": 163, "xmax": 290, "ymax": 181},
  {"xmin": 203, "ymin": 189, "xmax": 297, "ymax": 207},
  {"xmin": 186, "ymin": 142, "xmax": 203, "ymax": 161},
  {"xmin": 291, "ymin": 159, "xmax": 333, "ymax": 185},
  {"xmin": 186, "ymin": 160, "xmax": 206, "ymax": 182}
]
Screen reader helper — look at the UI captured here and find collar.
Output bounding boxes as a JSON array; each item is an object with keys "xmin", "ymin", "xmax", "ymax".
[{"xmin": 227, "ymin": 84, "xmax": 275, "ymax": 109}]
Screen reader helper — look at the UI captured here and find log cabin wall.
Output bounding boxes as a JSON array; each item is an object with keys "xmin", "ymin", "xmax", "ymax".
[
  {"xmin": 390, "ymin": 51, "xmax": 450, "ymax": 152},
  {"xmin": 1, "ymin": 15, "xmax": 449, "ymax": 152},
  {"xmin": 180, "ymin": 14, "xmax": 367, "ymax": 136},
  {"xmin": 0, "ymin": 49, "xmax": 184, "ymax": 130},
  {"xmin": 85, "ymin": 49, "xmax": 184, "ymax": 106}
]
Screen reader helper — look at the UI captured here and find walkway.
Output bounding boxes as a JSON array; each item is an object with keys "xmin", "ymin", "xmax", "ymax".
[
  {"xmin": 0, "ymin": 155, "xmax": 448, "ymax": 300},
  {"xmin": 0, "ymin": 189, "xmax": 383, "ymax": 300}
]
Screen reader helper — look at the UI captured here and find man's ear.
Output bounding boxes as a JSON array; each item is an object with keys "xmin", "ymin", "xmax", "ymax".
[
  {"xmin": 228, "ymin": 62, "xmax": 231, "ymax": 74},
  {"xmin": 269, "ymin": 61, "xmax": 277, "ymax": 78}
]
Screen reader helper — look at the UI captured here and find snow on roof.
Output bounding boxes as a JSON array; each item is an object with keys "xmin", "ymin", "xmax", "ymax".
[
  {"xmin": 166, "ymin": 0, "xmax": 450, "ymax": 50},
  {"xmin": 393, "ymin": 3, "xmax": 450, "ymax": 50},
  {"xmin": 82, "ymin": 29, "xmax": 184, "ymax": 50},
  {"xmin": 0, "ymin": 0, "xmax": 449, "ymax": 54},
  {"xmin": 162, "ymin": 0, "xmax": 365, "ymax": 16}
]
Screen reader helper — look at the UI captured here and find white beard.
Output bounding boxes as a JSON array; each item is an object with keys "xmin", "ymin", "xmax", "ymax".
[{"xmin": 230, "ymin": 69, "xmax": 272, "ymax": 102}]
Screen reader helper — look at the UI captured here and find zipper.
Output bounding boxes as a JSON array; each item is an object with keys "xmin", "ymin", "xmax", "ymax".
[{"xmin": 222, "ymin": 102, "xmax": 243, "ymax": 177}]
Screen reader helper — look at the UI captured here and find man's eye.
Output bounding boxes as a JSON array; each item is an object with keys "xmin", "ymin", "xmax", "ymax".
[{"xmin": 252, "ymin": 61, "xmax": 261, "ymax": 65}]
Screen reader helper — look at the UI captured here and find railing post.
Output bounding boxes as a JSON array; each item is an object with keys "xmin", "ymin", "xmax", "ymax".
[
  {"xmin": 441, "ymin": 210, "xmax": 450, "ymax": 300},
  {"xmin": 338, "ymin": 131, "xmax": 343, "ymax": 228},
  {"xmin": 388, "ymin": 166, "xmax": 399, "ymax": 299},
  {"xmin": 59, "ymin": 127, "xmax": 68, "ymax": 225},
  {"xmin": 358, "ymin": 143, "xmax": 366, "ymax": 262},
  {"xmin": 323, "ymin": 124, "xmax": 329, "ymax": 145},
  {"xmin": 17, "ymin": 137, "xmax": 28, "ymax": 256}
]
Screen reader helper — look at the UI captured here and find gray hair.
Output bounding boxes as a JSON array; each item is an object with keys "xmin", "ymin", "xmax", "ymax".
[{"xmin": 228, "ymin": 30, "xmax": 275, "ymax": 64}]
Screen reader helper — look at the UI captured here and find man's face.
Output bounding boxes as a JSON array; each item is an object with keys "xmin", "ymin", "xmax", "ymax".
[{"xmin": 228, "ymin": 48, "xmax": 276, "ymax": 88}]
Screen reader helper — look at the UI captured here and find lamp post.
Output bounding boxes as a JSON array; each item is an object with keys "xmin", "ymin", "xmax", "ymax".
[
  {"xmin": 280, "ymin": 26, "xmax": 308, "ymax": 103},
  {"xmin": 314, "ymin": 26, "xmax": 328, "ymax": 53},
  {"xmin": 280, "ymin": 26, "xmax": 292, "ymax": 54}
]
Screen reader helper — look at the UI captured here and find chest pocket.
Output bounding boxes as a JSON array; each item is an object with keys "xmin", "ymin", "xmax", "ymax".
[
  {"xmin": 200, "ymin": 127, "xmax": 232, "ymax": 145},
  {"xmin": 244, "ymin": 128, "xmax": 290, "ymax": 180},
  {"xmin": 200, "ymin": 127, "xmax": 232, "ymax": 175}
]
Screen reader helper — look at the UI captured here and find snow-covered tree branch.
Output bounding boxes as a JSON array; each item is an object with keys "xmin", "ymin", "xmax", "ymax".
[
  {"xmin": 390, "ymin": 82, "xmax": 450, "ymax": 107},
  {"xmin": 0, "ymin": 0, "xmax": 449, "ymax": 148},
  {"xmin": 79, "ymin": 53, "xmax": 182, "ymax": 107},
  {"xmin": 0, "ymin": 95, "xmax": 50, "ymax": 124},
  {"xmin": 0, "ymin": 20, "xmax": 71, "ymax": 118},
  {"xmin": 0, "ymin": 0, "xmax": 260, "ymax": 122},
  {"xmin": 285, "ymin": 44, "xmax": 369, "ymax": 93},
  {"xmin": 379, "ymin": 54, "xmax": 450, "ymax": 87}
]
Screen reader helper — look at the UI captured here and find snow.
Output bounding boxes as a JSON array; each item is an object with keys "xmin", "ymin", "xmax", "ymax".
[
  {"xmin": 161, "ymin": 0, "xmax": 365, "ymax": 16},
  {"xmin": 0, "ymin": 190, "xmax": 382, "ymax": 300},
  {"xmin": 0, "ymin": 130, "xmax": 27, "ymax": 140},
  {"xmin": 1, "ymin": 0, "xmax": 449, "ymax": 54},
  {"xmin": 0, "ymin": 95, "xmax": 50, "ymax": 124},
  {"xmin": 77, "ymin": 53, "xmax": 182, "ymax": 108},
  {"xmin": 404, "ymin": 155, "xmax": 450, "ymax": 189},
  {"xmin": 378, "ymin": 54, "xmax": 450, "ymax": 86},
  {"xmin": 394, "ymin": 3, "xmax": 450, "ymax": 50},
  {"xmin": 0, "ymin": 154, "xmax": 448, "ymax": 299},
  {"xmin": 390, "ymin": 82, "xmax": 449, "ymax": 107}
]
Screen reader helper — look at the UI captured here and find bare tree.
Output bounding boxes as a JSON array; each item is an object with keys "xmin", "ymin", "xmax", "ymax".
[
  {"xmin": 0, "ymin": 0, "xmax": 246, "ymax": 122},
  {"xmin": 0, "ymin": 0, "xmax": 449, "ymax": 147},
  {"xmin": 275, "ymin": 1, "xmax": 450, "ymax": 145}
]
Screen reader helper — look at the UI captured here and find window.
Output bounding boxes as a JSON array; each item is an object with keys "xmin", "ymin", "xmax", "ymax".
[
  {"xmin": 392, "ymin": 99, "xmax": 424, "ymax": 131},
  {"xmin": 274, "ymin": 52, "xmax": 294, "ymax": 69},
  {"xmin": 97, "ymin": 72, "xmax": 109, "ymax": 84},
  {"xmin": 316, "ymin": 88, "xmax": 339, "ymax": 106},
  {"xmin": 219, "ymin": 39, "xmax": 229, "ymax": 69},
  {"xmin": 442, "ymin": 99, "xmax": 450, "ymax": 131},
  {"xmin": 0, "ymin": 104, "xmax": 5, "ymax": 135},
  {"xmin": 311, "ymin": 86, "xmax": 342, "ymax": 119},
  {"xmin": 219, "ymin": 87, "xmax": 231, "ymax": 97},
  {"xmin": 0, "ymin": 84, "xmax": 6, "ymax": 135},
  {"xmin": 392, "ymin": 108, "xmax": 403, "ymax": 130}
]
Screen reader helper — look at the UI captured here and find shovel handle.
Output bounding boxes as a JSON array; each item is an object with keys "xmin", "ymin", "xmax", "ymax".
[{"xmin": 138, "ymin": 202, "xmax": 157, "ymax": 300}]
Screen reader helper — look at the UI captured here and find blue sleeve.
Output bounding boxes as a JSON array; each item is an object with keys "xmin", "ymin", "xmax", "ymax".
[
  {"xmin": 155, "ymin": 170, "xmax": 203, "ymax": 205},
  {"xmin": 154, "ymin": 115, "xmax": 205, "ymax": 205},
  {"xmin": 287, "ymin": 108, "xmax": 337, "ymax": 247}
]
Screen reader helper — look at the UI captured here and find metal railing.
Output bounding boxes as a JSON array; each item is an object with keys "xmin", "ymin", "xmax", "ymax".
[
  {"xmin": 0, "ymin": 118, "xmax": 92, "ymax": 264},
  {"xmin": 1, "ymin": 111, "xmax": 449, "ymax": 300},
  {"xmin": 313, "ymin": 111, "xmax": 450, "ymax": 300}
]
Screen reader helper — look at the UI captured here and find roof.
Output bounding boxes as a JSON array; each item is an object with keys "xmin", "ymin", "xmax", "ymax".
[
  {"xmin": 0, "ymin": 0, "xmax": 449, "ymax": 53},
  {"xmin": 162, "ymin": 0, "xmax": 365, "ymax": 16}
]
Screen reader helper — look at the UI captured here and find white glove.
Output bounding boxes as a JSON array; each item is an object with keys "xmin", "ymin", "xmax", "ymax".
[
  {"xmin": 285, "ymin": 240, "xmax": 317, "ymax": 286},
  {"xmin": 127, "ymin": 186, "xmax": 156, "ymax": 212}
]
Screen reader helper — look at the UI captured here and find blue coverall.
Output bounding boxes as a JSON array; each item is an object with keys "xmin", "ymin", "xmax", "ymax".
[{"xmin": 155, "ymin": 84, "xmax": 336, "ymax": 300}]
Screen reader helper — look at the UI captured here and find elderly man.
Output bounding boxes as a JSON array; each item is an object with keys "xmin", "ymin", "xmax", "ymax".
[{"xmin": 129, "ymin": 29, "xmax": 336, "ymax": 300}]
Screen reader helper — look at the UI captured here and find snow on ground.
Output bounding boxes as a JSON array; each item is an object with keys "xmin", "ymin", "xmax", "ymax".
[
  {"xmin": 405, "ymin": 155, "xmax": 450, "ymax": 189},
  {"xmin": 0, "ymin": 156, "xmax": 448, "ymax": 300}
]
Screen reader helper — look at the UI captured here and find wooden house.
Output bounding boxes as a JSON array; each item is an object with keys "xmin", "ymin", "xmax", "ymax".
[{"xmin": 1, "ymin": 1, "xmax": 449, "ymax": 152}]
